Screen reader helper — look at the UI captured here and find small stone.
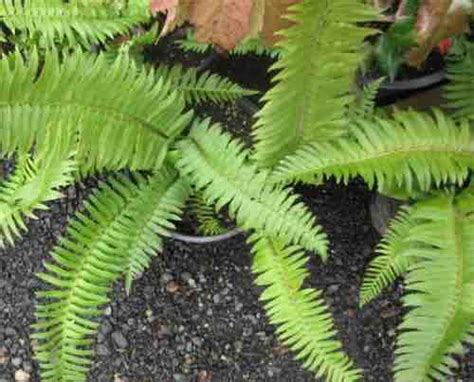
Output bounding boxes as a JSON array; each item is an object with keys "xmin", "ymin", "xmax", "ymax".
[
  {"xmin": 0, "ymin": 347, "xmax": 8, "ymax": 365},
  {"xmin": 97, "ymin": 344, "xmax": 111, "ymax": 356},
  {"xmin": 196, "ymin": 370, "xmax": 211, "ymax": 382},
  {"xmin": 160, "ymin": 273, "xmax": 173, "ymax": 285},
  {"xmin": 12, "ymin": 357, "xmax": 22, "ymax": 367},
  {"xmin": 173, "ymin": 373, "xmax": 188, "ymax": 382},
  {"xmin": 328, "ymin": 284, "xmax": 339, "ymax": 293},
  {"xmin": 212, "ymin": 294, "xmax": 221, "ymax": 304},
  {"xmin": 166, "ymin": 281, "xmax": 180, "ymax": 294},
  {"xmin": 104, "ymin": 306, "xmax": 112, "ymax": 316},
  {"xmin": 111, "ymin": 331, "xmax": 128, "ymax": 349},
  {"xmin": 14, "ymin": 370, "xmax": 31, "ymax": 382}
]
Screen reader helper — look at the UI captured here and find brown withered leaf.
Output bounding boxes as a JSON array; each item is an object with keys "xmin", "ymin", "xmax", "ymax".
[
  {"xmin": 261, "ymin": 0, "xmax": 299, "ymax": 45},
  {"xmin": 407, "ymin": 0, "xmax": 470, "ymax": 67},
  {"xmin": 188, "ymin": 0, "xmax": 253, "ymax": 50}
]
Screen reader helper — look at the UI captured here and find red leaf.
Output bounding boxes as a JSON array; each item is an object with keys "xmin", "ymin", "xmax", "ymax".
[{"xmin": 150, "ymin": 0, "xmax": 178, "ymax": 14}]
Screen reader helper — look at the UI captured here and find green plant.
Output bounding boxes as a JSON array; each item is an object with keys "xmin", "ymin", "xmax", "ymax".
[{"xmin": 2, "ymin": 0, "xmax": 474, "ymax": 381}]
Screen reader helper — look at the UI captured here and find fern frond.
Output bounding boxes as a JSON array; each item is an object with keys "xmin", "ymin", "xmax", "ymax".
[
  {"xmin": 359, "ymin": 206, "xmax": 415, "ymax": 307},
  {"xmin": 124, "ymin": 169, "xmax": 190, "ymax": 293},
  {"xmin": 176, "ymin": 120, "xmax": 328, "ymax": 257},
  {"xmin": 0, "ymin": 0, "xmax": 149, "ymax": 48},
  {"xmin": 190, "ymin": 191, "xmax": 227, "ymax": 236},
  {"xmin": 273, "ymin": 109, "xmax": 474, "ymax": 193},
  {"xmin": 393, "ymin": 191, "xmax": 474, "ymax": 381},
  {"xmin": 0, "ymin": 125, "xmax": 77, "ymax": 247},
  {"xmin": 176, "ymin": 31, "xmax": 279, "ymax": 57},
  {"xmin": 250, "ymin": 234, "xmax": 361, "ymax": 381},
  {"xmin": 0, "ymin": 49, "xmax": 192, "ymax": 171},
  {"xmin": 348, "ymin": 77, "xmax": 385, "ymax": 121},
  {"xmin": 445, "ymin": 42, "xmax": 474, "ymax": 120},
  {"xmin": 155, "ymin": 64, "xmax": 256, "ymax": 105},
  {"xmin": 34, "ymin": 171, "xmax": 188, "ymax": 381},
  {"xmin": 253, "ymin": 0, "xmax": 376, "ymax": 167}
]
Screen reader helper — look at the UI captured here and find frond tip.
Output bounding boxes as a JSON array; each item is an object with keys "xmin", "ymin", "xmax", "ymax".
[
  {"xmin": 250, "ymin": 234, "xmax": 361, "ymax": 382},
  {"xmin": 359, "ymin": 206, "xmax": 415, "ymax": 307}
]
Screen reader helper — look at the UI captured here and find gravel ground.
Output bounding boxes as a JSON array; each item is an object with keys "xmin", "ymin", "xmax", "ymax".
[{"xmin": 2, "ymin": 179, "xmax": 473, "ymax": 382}]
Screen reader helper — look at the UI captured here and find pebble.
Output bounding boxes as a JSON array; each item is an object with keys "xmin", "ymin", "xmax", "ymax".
[
  {"xmin": 14, "ymin": 370, "xmax": 30, "ymax": 382},
  {"xmin": 97, "ymin": 344, "xmax": 111, "ymax": 356},
  {"xmin": 0, "ymin": 346, "xmax": 8, "ymax": 365},
  {"xmin": 12, "ymin": 357, "xmax": 22, "ymax": 367},
  {"xmin": 111, "ymin": 331, "xmax": 128, "ymax": 349}
]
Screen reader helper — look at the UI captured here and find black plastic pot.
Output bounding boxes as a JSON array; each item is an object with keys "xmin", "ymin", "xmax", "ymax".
[{"xmin": 375, "ymin": 70, "xmax": 446, "ymax": 105}]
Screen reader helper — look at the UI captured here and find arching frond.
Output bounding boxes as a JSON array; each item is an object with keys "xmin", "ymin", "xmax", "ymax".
[
  {"xmin": 0, "ymin": 49, "xmax": 192, "ymax": 172},
  {"xmin": 176, "ymin": 120, "xmax": 328, "ymax": 257},
  {"xmin": 250, "ymin": 234, "xmax": 361, "ymax": 382},
  {"xmin": 0, "ymin": 0, "xmax": 149, "ymax": 48},
  {"xmin": 348, "ymin": 77, "xmax": 385, "ymax": 121},
  {"xmin": 393, "ymin": 191, "xmax": 474, "ymax": 381},
  {"xmin": 0, "ymin": 125, "xmax": 77, "ymax": 247},
  {"xmin": 253, "ymin": 0, "xmax": 376, "ymax": 167},
  {"xmin": 445, "ymin": 41, "xmax": 474, "ymax": 120},
  {"xmin": 34, "ymin": 170, "xmax": 188, "ymax": 381},
  {"xmin": 273, "ymin": 109, "xmax": 474, "ymax": 193},
  {"xmin": 359, "ymin": 206, "xmax": 415, "ymax": 307},
  {"xmin": 155, "ymin": 64, "xmax": 256, "ymax": 105},
  {"xmin": 124, "ymin": 169, "xmax": 190, "ymax": 293}
]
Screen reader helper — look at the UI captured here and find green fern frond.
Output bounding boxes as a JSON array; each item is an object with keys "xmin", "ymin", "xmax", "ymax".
[
  {"xmin": 253, "ymin": 0, "xmax": 376, "ymax": 167},
  {"xmin": 176, "ymin": 120, "xmax": 328, "ymax": 257},
  {"xmin": 124, "ymin": 169, "xmax": 190, "ymax": 293},
  {"xmin": 0, "ymin": 49, "xmax": 192, "ymax": 171},
  {"xmin": 34, "ymin": 170, "xmax": 188, "ymax": 381},
  {"xmin": 155, "ymin": 64, "xmax": 256, "ymax": 105},
  {"xmin": 250, "ymin": 234, "xmax": 361, "ymax": 381},
  {"xmin": 348, "ymin": 77, "xmax": 385, "ymax": 121},
  {"xmin": 445, "ymin": 41, "xmax": 474, "ymax": 120},
  {"xmin": 0, "ymin": 0, "xmax": 149, "ymax": 48},
  {"xmin": 393, "ymin": 190, "xmax": 474, "ymax": 381},
  {"xmin": 273, "ymin": 109, "xmax": 474, "ymax": 193},
  {"xmin": 359, "ymin": 206, "xmax": 415, "ymax": 307},
  {"xmin": 0, "ymin": 125, "xmax": 76, "ymax": 247},
  {"xmin": 190, "ymin": 191, "xmax": 227, "ymax": 236},
  {"xmin": 176, "ymin": 31, "xmax": 279, "ymax": 57}
]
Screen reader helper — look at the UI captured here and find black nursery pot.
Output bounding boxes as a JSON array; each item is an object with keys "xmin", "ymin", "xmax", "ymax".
[{"xmin": 362, "ymin": 51, "xmax": 447, "ymax": 106}]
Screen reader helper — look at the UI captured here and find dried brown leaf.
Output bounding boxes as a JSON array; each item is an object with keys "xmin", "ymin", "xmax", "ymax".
[{"xmin": 261, "ymin": 0, "xmax": 299, "ymax": 45}]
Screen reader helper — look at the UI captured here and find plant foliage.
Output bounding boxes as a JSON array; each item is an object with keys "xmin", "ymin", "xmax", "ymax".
[
  {"xmin": 0, "ymin": 0, "xmax": 150, "ymax": 48},
  {"xmin": 251, "ymin": 234, "xmax": 361, "ymax": 382},
  {"xmin": 0, "ymin": 49, "xmax": 192, "ymax": 172},
  {"xmin": 176, "ymin": 120, "xmax": 328, "ymax": 257},
  {"xmin": 273, "ymin": 109, "xmax": 474, "ymax": 193},
  {"xmin": 34, "ymin": 171, "xmax": 188, "ymax": 381},
  {"xmin": 253, "ymin": 0, "xmax": 376, "ymax": 167}
]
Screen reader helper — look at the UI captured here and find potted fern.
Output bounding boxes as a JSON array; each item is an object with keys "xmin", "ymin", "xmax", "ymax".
[{"xmin": 1, "ymin": 0, "xmax": 474, "ymax": 381}]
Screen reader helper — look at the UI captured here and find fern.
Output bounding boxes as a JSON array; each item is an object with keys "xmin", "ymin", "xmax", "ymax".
[
  {"xmin": 445, "ymin": 41, "xmax": 474, "ymax": 121},
  {"xmin": 250, "ymin": 234, "xmax": 361, "ymax": 382},
  {"xmin": 0, "ymin": 49, "xmax": 193, "ymax": 171},
  {"xmin": 176, "ymin": 120, "xmax": 328, "ymax": 257},
  {"xmin": 190, "ymin": 191, "xmax": 227, "ymax": 236},
  {"xmin": 0, "ymin": 125, "xmax": 77, "ymax": 247},
  {"xmin": 273, "ymin": 109, "xmax": 474, "ymax": 193},
  {"xmin": 33, "ymin": 170, "xmax": 188, "ymax": 381},
  {"xmin": 253, "ymin": 0, "xmax": 376, "ymax": 167},
  {"xmin": 0, "ymin": 0, "xmax": 150, "ymax": 48},
  {"xmin": 176, "ymin": 30, "xmax": 280, "ymax": 57},
  {"xmin": 391, "ymin": 191, "xmax": 474, "ymax": 381},
  {"xmin": 348, "ymin": 77, "xmax": 385, "ymax": 121},
  {"xmin": 155, "ymin": 64, "xmax": 256, "ymax": 105},
  {"xmin": 359, "ymin": 206, "xmax": 415, "ymax": 307}
]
